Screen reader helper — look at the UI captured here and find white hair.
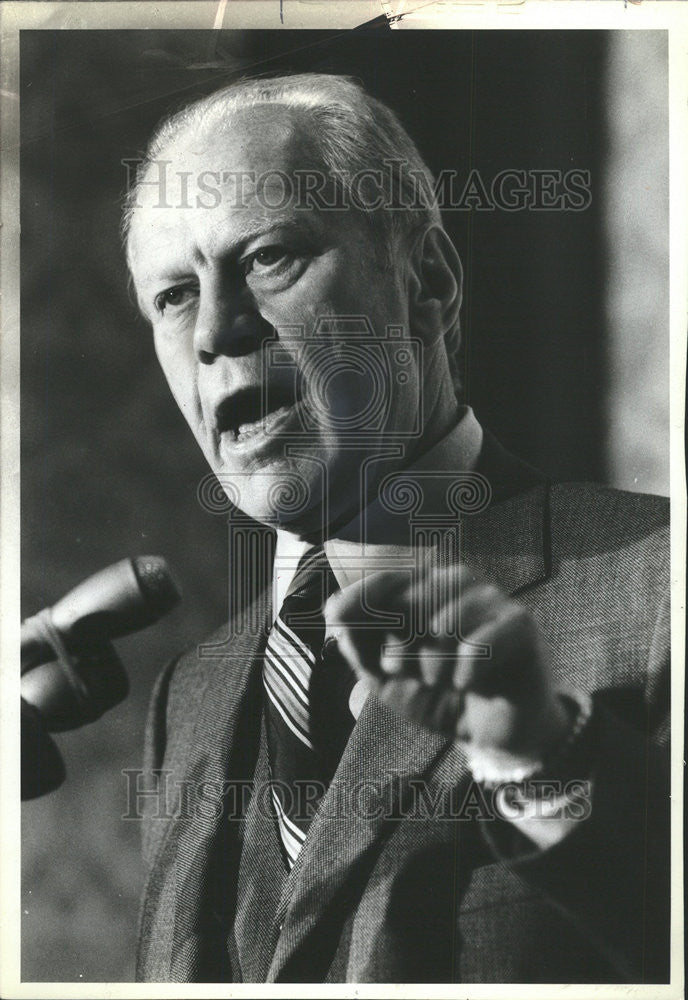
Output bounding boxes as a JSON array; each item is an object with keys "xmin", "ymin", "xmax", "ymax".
[{"xmin": 123, "ymin": 72, "xmax": 461, "ymax": 393}]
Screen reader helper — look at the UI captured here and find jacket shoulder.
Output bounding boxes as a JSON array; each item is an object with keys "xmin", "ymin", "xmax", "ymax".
[
  {"xmin": 549, "ymin": 482, "xmax": 669, "ymax": 554},
  {"xmin": 545, "ymin": 482, "xmax": 670, "ymax": 636}
]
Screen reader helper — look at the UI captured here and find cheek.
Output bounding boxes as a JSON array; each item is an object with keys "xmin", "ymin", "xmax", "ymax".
[
  {"xmin": 153, "ymin": 329, "xmax": 201, "ymax": 419},
  {"xmin": 252, "ymin": 251, "xmax": 383, "ymax": 331},
  {"xmin": 252, "ymin": 282, "xmax": 329, "ymax": 334},
  {"xmin": 254, "ymin": 264, "xmax": 415, "ymax": 434}
]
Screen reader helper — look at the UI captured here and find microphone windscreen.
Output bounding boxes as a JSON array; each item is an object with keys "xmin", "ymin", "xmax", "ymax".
[
  {"xmin": 21, "ymin": 554, "xmax": 183, "ymax": 675},
  {"xmin": 132, "ymin": 556, "xmax": 181, "ymax": 618},
  {"xmin": 49, "ymin": 556, "xmax": 181, "ymax": 641}
]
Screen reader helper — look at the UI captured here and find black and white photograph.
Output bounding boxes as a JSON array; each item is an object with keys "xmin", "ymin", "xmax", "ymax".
[{"xmin": 1, "ymin": 1, "xmax": 685, "ymax": 993}]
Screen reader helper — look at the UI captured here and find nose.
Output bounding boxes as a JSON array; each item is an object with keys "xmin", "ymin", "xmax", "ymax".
[{"xmin": 193, "ymin": 283, "xmax": 272, "ymax": 363}]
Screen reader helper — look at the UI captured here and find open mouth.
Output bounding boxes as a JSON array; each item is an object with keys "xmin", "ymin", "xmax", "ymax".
[{"xmin": 215, "ymin": 383, "xmax": 303, "ymax": 445}]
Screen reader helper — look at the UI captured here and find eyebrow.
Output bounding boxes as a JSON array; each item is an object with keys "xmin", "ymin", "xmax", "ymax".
[
  {"xmin": 133, "ymin": 214, "xmax": 325, "ymax": 320},
  {"xmin": 181, "ymin": 214, "xmax": 324, "ymax": 271},
  {"xmin": 221, "ymin": 217, "xmax": 321, "ymax": 260}
]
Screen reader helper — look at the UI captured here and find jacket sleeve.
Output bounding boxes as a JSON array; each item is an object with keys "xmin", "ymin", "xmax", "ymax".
[{"xmin": 480, "ymin": 585, "xmax": 671, "ymax": 983}]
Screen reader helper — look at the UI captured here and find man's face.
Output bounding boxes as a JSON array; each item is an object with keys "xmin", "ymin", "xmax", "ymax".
[{"xmin": 128, "ymin": 107, "xmax": 423, "ymax": 533}]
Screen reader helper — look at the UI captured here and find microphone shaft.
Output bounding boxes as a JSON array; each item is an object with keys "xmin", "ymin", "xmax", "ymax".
[{"xmin": 21, "ymin": 620, "xmax": 54, "ymax": 675}]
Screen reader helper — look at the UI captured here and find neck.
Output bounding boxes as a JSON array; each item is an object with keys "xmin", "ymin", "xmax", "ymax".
[{"xmin": 284, "ymin": 390, "xmax": 465, "ymax": 546}]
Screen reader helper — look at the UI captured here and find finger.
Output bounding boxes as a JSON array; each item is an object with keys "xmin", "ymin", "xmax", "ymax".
[
  {"xmin": 350, "ymin": 563, "xmax": 480, "ymax": 639},
  {"xmin": 376, "ymin": 676, "xmax": 463, "ymax": 737},
  {"xmin": 330, "ymin": 622, "xmax": 410, "ymax": 683},
  {"xmin": 429, "ymin": 579, "xmax": 510, "ymax": 640},
  {"xmin": 326, "ymin": 569, "xmax": 411, "ymax": 631},
  {"xmin": 379, "ymin": 564, "xmax": 475, "ymax": 655},
  {"xmin": 410, "ymin": 564, "xmax": 476, "ymax": 637},
  {"xmin": 452, "ymin": 603, "xmax": 546, "ymax": 697},
  {"xmin": 421, "ymin": 553, "xmax": 480, "ymax": 588},
  {"xmin": 379, "ymin": 634, "xmax": 416, "ymax": 678},
  {"xmin": 326, "ymin": 571, "xmax": 414, "ymax": 679},
  {"xmin": 376, "ymin": 634, "xmax": 455, "ymax": 686},
  {"xmin": 416, "ymin": 644, "xmax": 456, "ymax": 687}
]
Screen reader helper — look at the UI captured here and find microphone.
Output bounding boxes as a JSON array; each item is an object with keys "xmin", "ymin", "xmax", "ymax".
[
  {"xmin": 21, "ymin": 699, "xmax": 66, "ymax": 800},
  {"xmin": 21, "ymin": 555, "xmax": 180, "ymax": 675},
  {"xmin": 20, "ymin": 556, "xmax": 181, "ymax": 799},
  {"xmin": 21, "ymin": 555, "xmax": 181, "ymax": 725}
]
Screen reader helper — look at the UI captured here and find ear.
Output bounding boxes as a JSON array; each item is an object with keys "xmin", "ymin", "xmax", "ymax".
[{"xmin": 407, "ymin": 226, "xmax": 463, "ymax": 345}]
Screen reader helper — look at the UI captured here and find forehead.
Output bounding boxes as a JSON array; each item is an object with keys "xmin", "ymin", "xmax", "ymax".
[
  {"xmin": 132, "ymin": 105, "xmax": 321, "ymax": 221},
  {"xmin": 127, "ymin": 105, "xmax": 334, "ymax": 272},
  {"xmin": 162, "ymin": 104, "xmax": 318, "ymax": 184}
]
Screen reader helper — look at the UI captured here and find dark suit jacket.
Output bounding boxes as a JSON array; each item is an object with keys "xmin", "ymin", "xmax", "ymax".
[{"xmin": 135, "ymin": 441, "xmax": 670, "ymax": 984}]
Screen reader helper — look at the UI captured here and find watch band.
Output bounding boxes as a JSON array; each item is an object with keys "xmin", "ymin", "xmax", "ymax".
[{"xmin": 466, "ymin": 688, "xmax": 595, "ymax": 790}]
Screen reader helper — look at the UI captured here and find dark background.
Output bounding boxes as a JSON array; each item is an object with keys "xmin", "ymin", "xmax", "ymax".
[{"xmin": 20, "ymin": 27, "xmax": 668, "ymax": 981}]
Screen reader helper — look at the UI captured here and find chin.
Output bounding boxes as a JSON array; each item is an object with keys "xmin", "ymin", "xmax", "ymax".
[
  {"xmin": 216, "ymin": 452, "xmax": 368, "ymax": 536},
  {"xmin": 204, "ymin": 458, "xmax": 320, "ymax": 530}
]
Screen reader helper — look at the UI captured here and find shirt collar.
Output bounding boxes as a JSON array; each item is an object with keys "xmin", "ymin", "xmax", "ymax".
[{"xmin": 273, "ymin": 406, "xmax": 483, "ymax": 612}]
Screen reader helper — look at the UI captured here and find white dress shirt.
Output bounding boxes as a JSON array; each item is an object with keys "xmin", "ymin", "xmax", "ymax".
[{"xmin": 272, "ymin": 404, "xmax": 483, "ymax": 608}]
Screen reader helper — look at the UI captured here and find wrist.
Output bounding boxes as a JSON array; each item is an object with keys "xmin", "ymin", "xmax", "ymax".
[{"xmin": 465, "ymin": 689, "xmax": 594, "ymax": 789}]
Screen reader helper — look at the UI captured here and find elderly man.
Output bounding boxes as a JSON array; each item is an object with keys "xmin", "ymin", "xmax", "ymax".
[{"xmin": 125, "ymin": 74, "xmax": 669, "ymax": 983}]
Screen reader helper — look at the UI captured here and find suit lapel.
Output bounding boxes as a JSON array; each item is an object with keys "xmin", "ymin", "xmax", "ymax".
[
  {"xmin": 267, "ymin": 695, "xmax": 450, "ymax": 981},
  {"xmin": 168, "ymin": 585, "xmax": 272, "ymax": 981},
  {"xmin": 464, "ymin": 430, "xmax": 550, "ymax": 594}
]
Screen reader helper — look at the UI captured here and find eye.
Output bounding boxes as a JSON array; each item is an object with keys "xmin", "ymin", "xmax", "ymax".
[
  {"xmin": 241, "ymin": 245, "xmax": 290, "ymax": 276},
  {"xmin": 154, "ymin": 283, "xmax": 199, "ymax": 315}
]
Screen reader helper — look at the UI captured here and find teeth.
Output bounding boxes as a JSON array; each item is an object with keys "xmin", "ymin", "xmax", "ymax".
[
  {"xmin": 237, "ymin": 421, "xmax": 262, "ymax": 438},
  {"xmin": 231, "ymin": 404, "xmax": 294, "ymax": 442},
  {"xmin": 262, "ymin": 405, "xmax": 291, "ymax": 430}
]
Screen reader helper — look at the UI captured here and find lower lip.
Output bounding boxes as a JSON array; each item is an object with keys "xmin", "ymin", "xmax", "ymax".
[{"xmin": 218, "ymin": 402, "xmax": 304, "ymax": 456}]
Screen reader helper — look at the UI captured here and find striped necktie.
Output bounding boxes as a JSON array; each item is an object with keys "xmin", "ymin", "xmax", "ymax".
[{"xmin": 263, "ymin": 546, "xmax": 354, "ymax": 868}]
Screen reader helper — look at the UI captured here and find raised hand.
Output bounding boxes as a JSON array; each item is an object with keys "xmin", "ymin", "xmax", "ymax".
[{"xmin": 325, "ymin": 563, "xmax": 570, "ymax": 774}]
